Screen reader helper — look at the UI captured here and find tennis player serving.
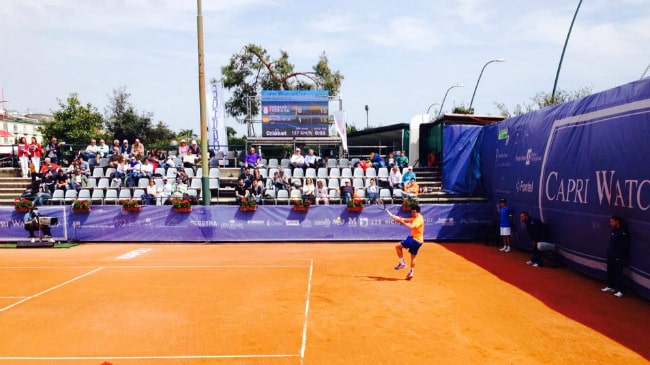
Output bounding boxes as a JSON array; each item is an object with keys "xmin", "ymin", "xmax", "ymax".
[{"xmin": 391, "ymin": 203, "xmax": 424, "ymax": 280}]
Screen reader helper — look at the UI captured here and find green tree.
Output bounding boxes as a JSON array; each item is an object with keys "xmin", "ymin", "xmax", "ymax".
[
  {"xmin": 227, "ymin": 126, "xmax": 245, "ymax": 148},
  {"xmin": 176, "ymin": 129, "xmax": 197, "ymax": 143},
  {"xmin": 219, "ymin": 44, "xmax": 344, "ymax": 122},
  {"xmin": 149, "ymin": 121, "xmax": 177, "ymax": 146},
  {"xmin": 496, "ymin": 87, "xmax": 593, "ymax": 118},
  {"xmin": 39, "ymin": 93, "xmax": 104, "ymax": 145},
  {"xmin": 104, "ymin": 87, "xmax": 154, "ymax": 144}
]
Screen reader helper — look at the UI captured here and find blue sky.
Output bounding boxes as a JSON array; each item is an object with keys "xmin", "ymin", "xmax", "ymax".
[{"xmin": 1, "ymin": 0, "xmax": 649, "ymax": 137}]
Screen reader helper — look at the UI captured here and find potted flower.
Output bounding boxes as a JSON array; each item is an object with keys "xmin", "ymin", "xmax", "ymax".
[
  {"xmin": 239, "ymin": 197, "xmax": 257, "ymax": 212},
  {"xmin": 14, "ymin": 197, "xmax": 33, "ymax": 212},
  {"xmin": 402, "ymin": 198, "xmax": 418, "ymax": 211},
  {"xmin": 292, "ymin": 199, "xmax": 311, "ymax": 212},
  {"xmin": 72, "ymin": 199, "xmax": 92, "ymax": 213},
  {"xmin": 171, "ymin": 198, "xmax": 192, "ymax": 213},
  {"xmin": 120, "ymin": 199, "xmax": 141, "ymax": 212},
  {"xmin": 346, "ymin": 198, "xmax": 364, "ymax": 212}
]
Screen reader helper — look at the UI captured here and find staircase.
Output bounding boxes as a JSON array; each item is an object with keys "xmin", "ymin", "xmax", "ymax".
[{"xmin": 0, "ymin": 168, "xmax": 29, "ymax": 206}]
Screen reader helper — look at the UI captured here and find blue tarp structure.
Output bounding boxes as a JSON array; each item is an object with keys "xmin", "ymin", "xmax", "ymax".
[
  {"xmin": 477, "ymin": 78, "xmax": 650, "ymax": 299},
  {"xmin": 442, "ymin": 124, "xmax": 484, "ymax": 196}
]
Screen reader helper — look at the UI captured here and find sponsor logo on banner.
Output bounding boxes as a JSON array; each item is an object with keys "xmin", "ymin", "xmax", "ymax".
[
  {"xmin": 515, "ymin": 148, "xmax": 542, "ymax": 166},
  {"xmin": 539, "ymin": 104, "xmax": 650, "ymax": 220},
  {"xmin": 435, "ymin": 217, "xmax": 455, "ymax": 226},
  {"xmin": 247, "ymin": 220, "xmax": 265, "ymax": 226},
  {"xmin": 516, "ymin": 180, "xmax": 534, "ymax": 193},
  {"xmin": 314, "ymin": 219, "xmax": 331, "ymax": 227}
]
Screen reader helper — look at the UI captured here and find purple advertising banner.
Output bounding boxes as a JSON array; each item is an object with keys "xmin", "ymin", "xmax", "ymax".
[{"xmin": 1, "ymin": 204, "xmax": 494, "ymax": 243}]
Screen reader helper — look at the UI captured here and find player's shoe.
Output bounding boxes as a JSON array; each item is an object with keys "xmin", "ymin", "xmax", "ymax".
[
  {"xmin": 30, "ymin": 238, "xmax": 36, "ymax": 243},
  {"xmin": 504, "ymin": 246, "xmax": 511, "ymax": 253},
  {"xmin": 405, "ymin": 270, "xmax": 414, "ymax": 280},
  {"xmin": 394, "ymin": 263, "xmax": 407, "ymax": 270},
  {"xmin": 526, "ymin": 260, "xmax": 533, "ymax": 265},
  {"xmin": 499, "ymin": 246, "xmax": 507, "ymax": 251},
  {"xmin": 601, "ymin": 287, "xmax": 615, "ymax": 293},
  {"xmin": 614, "ymin": 291, "xmax": 624, "ymax": 298}
]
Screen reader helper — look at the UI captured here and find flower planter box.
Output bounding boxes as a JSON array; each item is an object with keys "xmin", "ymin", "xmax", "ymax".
[
  {"xmin": 72, "ymin": 208, "xmax": 91, "ymax": 214},
  {"xmin": 401, "ymin": 205, "xmax": 412, "ymax": 211},
  {"xmin": 240, "ymin": 205, "xmax": 257, "ymax": 212},
  {"xmin": 15, "ymin": 207, "xmax": 30, "ymax": 213},
  {"xmin": 347, "ymin": 206, "xmax": 364, "ymax": 213},
  {"xmin": 292, "ymin": 205, "xmax": 310, "ymax": 212},
  {"xmin": 173, "ymin": 207, "xmax": 192, "ymax": 213},
  {"xmin": 123, "ymin": 206, "xmax": 142, "ymax": 213}
]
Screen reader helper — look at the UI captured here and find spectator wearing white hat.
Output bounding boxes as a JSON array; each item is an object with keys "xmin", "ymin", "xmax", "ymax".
[
  {"xmin": 189, "ymin": 140, "xmax": 201, "ymax": 156},
  {"xmin": 401, "ymin": 166, "xmax": 416, "ymax": 185},
  {"xmin": 120, "ymin": 139, "xmax": 131, "ymax": 157},
  {"xmin": 156, "ymin": 177, "xmax": 173, "ymax": 205},
  {"xmin": 290, "ymin": 147, "xmax": 305, "ymax": 169},
  {"xmin": 178, "ymin": 139, "xmax": 189, "ymax": 157}
]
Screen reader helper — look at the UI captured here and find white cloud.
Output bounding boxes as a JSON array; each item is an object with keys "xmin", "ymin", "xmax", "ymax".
[{"xmin": 367, "ymin": 17, "xmax": 441, "ymax": 52}]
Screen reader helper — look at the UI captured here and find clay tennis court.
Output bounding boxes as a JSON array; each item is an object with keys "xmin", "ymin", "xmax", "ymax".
[{"xmin": 1, "ymin": 242, "xmax": 648, "ymax": 365}]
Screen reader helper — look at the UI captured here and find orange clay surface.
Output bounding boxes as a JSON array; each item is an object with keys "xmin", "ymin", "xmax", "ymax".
[{"xmin": 0, "ymin": 243, "xmax": 648, "ymax": 365}]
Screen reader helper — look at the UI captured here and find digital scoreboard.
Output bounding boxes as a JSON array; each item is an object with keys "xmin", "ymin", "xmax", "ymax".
[{"xmin": 261, "ymin": 90, "xmax": 329, "ymax": 137}]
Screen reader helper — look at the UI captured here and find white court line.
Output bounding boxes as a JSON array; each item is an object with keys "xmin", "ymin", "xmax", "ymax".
[
  {"xmin": 300, "ymin": 259, "xmax": 314, "ymax": 365},
  {"xmin": 1, "ymin": 265, "xmax": 310, "ymax": 269},
  {"xmin": 0, "ymin": 296, "xmax": 27, "ymax": 299},
  {"xmin": 0, "ymin": 267, "xmax": 103, "ymax": 313},
  {"xmin": 0, "ymin": 261, "xmax": 314, "ymax": 362},
  {"xmin": 0, "ymin": 354, "xmax": 299, "ymax": 361}
]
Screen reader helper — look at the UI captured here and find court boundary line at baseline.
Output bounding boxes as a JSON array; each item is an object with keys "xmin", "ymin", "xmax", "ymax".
[
  {"xmin": 0, "ymin": 354, "xmax": 299, "ymax": 361},
  {"xmin": 0, "ymin": 260, "xmax": 315, "ymax": 362}
]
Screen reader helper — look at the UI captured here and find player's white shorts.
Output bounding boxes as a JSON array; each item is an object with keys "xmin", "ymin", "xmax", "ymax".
[{"xmin": 500, "ymin": 227, "xmax": 511, "ymax": 236}]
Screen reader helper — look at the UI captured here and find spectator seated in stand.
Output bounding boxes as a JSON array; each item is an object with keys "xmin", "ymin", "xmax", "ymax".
[
  {"xmin": 395, "ymin": 150, "xmax": 409, "ymax": 168},
  {"xmin": 70, "ymin": 167, "xmax": 88, "ymax": 191},
  {"xmin": 54, "ymin": 168, "xmax": 69, "ymax": 193},
  {"xmin": 83, "ymin": 139, "xmax": 99, "ymax": 162},
  {"xmin": 242, "ymin": 146, "xmax": 262, "ymax": 172},
  {"xmin": 339, "ymin": 180, "xmax": 356, "ymax": 204},
  {"xmin": 315, "ymin": 180, "xmax": 329, "ymax": 205},
  {"xmin": 303, "ymin": 149, "xmax": 321, "ymax": 169},
  {"xmin": 401, "ymin": 166, "xmax": 416, "ymax": 186},
  {"xmin": 388, "ymin": 166, "xmax": 403, "ymax": 194},
  {"xmin": 366, "ymin": 178, "xmax": 380, "ymax": 203},
  {"xmin": 131, "ymin": 138, "xmax": 145, "ymax": 159},
  {"xmin": 157, "ymin": 177, "xmax": 173, "ymax": 205},
  {"xmin": 290, "ymin": 148, "xmax": 305, "ymax": 169},
  {"xmin": 183, "ymin": 150, "xmax": 199, "ymax": 170},
  {"xmin": 20, "ymin": 176, "xmax": 51, "ymax": 206},
  {"xmin": 271, "ymin": 171, "xmax": 290, "ymax": 191},
  {"xmin": 302, "ymin": 177, "xmax": 316, "ymax": 204},
  {"xmin": 251, "ymin": 178, "xmax": 264, "ymax": 205},
  {"xmin": 141, "ymin": 178, "xmax": 158, "ymax": 205},
  {"xmin": 234, "ymin": 178, "xmax": 250, "ymax": 204},
  {"xmin": 239, "ymin": 166, "xmax": 254, "ymax": 189},
  {"xmin": 401, "ymin": 177, "xmax": 419, "ymax": 200}
]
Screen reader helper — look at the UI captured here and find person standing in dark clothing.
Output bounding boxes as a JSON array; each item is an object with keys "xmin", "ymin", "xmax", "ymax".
[
  {"xmin": 601, "ymin": 215, "xmax": 630, "ymax": 298},
  {"xmin": 520, "ymin": 212, "xmax": 551, "ymax": 267}
]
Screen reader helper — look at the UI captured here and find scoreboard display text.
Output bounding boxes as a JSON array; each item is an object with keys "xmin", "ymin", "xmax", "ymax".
[{"xmin": 261, "ymin": 90, "xmax": 329, "ymax": 137}]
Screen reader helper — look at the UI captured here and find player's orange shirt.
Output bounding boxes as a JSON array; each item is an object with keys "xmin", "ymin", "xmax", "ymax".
[{"xmin": 404, "ymin": 214, "xmax": 424, "ymax": 243}]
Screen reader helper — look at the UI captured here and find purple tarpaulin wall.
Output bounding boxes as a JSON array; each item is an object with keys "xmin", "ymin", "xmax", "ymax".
[
  {"xmin": 1, "ymin": 204, "xmax": 494, "ymax": 243},
  {"xmin": 480, "ymin": 78, "xmax": 650, "ymax": 299}
]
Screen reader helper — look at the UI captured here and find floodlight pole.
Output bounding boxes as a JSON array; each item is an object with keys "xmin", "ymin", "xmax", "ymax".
[
  {"xmin": 552, "ymin": 0, "xmax": 582, "ymax": 102},
  {"xmin": 196, "ymin": 0, "xmax": 210, "ymax": 205}
]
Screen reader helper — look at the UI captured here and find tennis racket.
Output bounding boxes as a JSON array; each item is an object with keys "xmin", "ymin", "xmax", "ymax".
[{"xmin": 376, "ymin": 199, "xmax": 397, "ymax": 218}]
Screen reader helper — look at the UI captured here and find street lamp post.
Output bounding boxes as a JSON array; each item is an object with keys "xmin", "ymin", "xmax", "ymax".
[
  {"xmin": 364, "ymin": 105, "xmax": 369, "ymax": 128},
  {"xmin": 438, "ymin": 83, "xmax": 463, "ymax": 117},
  {"xmin": 552, "ymin": 0, "xmax": 582, "ymax": 102},
  {"xmin": 469, "ymin": 58, "xmax": 506, "ymax": 112},
  {"xmin": 425, "ymin": 103, "xmax": 440, "ymax": 121}
]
